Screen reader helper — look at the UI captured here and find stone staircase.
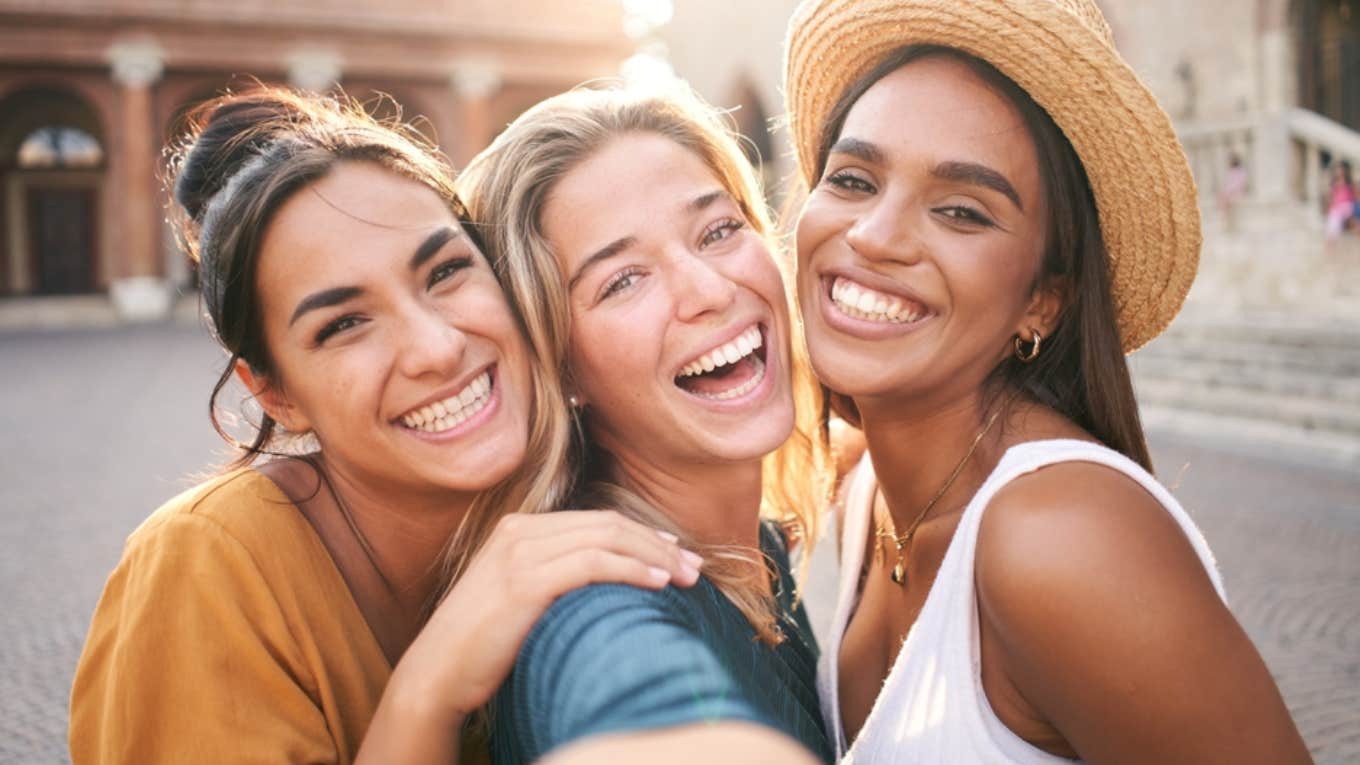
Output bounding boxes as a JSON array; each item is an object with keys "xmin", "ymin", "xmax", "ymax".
[{"xmin": 1130, "ymin": 311, "xmax": 1360, "ymax": 469}]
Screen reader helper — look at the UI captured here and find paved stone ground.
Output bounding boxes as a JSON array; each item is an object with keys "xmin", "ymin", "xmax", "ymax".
[{"xmin": 1, "ymin": 322, "xmax": 1357, "ymax": 764}]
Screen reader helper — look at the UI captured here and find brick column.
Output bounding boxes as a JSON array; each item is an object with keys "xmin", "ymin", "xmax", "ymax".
[
  {"xmin": 107, "ymin": 39, "xmax": 171, "ymax": 321},
  {"xmin": 449, "ymin": 59, "xmax": 502, "ymax": 167}
]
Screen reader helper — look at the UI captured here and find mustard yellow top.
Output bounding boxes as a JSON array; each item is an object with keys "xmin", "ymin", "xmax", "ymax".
[{"xmin": 70, "ymin": 468, "xmax": 391, "ymax": 764}]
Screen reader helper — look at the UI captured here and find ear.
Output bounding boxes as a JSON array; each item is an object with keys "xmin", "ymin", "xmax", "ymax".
[
  {"xmin": 1017, "ymin": 276, "xmax": 1068, "ymax": 341},
  {"xmin": 233, "ymin": 359, "xmax": 312, "ymax": 433}
]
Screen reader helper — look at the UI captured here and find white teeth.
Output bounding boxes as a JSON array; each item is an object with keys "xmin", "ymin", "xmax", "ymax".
[
  {"xmin": 399, "ymin": 371, "xmax": 493, "ymax": 433},
  {"xmin": 677, "ymin": 325, "xmax": 764, "ymax": 379},
  {"xmin": 693, "ymin": 356, "xmax": 766, "ymax": 401},
  {"xmin": 831, "ymin": 277, "xmax": 924, "ymax": 324}
]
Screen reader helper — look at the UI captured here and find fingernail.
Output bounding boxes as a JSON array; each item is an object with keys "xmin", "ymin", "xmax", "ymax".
[
  {"xmin": 680, "ymin": 562, "xmax": 701, "ymax": 582},
  {"xmin": 648, "ymin": 566, "xmax": 670, "ymax": 584},
  {"xmin": 681, "ymin": 550, "xmax": 704, "ymax": 569},
  {"xmin": 655, "ymin": 529, "xmax": 680, "ymax": 543}
]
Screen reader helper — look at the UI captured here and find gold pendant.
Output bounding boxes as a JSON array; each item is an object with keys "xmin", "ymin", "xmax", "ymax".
[{"xmin": 891, "ymin": 560, "xmax": 906, "ymax": 585}]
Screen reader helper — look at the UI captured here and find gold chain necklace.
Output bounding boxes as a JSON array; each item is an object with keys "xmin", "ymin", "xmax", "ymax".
[{"xmin": 876, "ymin": 406, "xmax": 1003, "ymax": 585}]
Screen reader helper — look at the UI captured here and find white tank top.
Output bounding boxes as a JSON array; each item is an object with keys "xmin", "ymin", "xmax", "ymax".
[{"xmin": 818, "ymin": 439, "xmax": 1226, "ymax": 763}]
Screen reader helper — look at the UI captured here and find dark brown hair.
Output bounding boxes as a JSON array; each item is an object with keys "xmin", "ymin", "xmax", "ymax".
[{"xmin": 812, "ymin": 45, "xmax": 1151, "ymax": 470}]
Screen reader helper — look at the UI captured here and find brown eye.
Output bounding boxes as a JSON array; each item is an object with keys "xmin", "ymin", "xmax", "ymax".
[
  {"xmin": 315, "ymin": 315, "xmax": 364, "ymax": 345},
  {"xmin": 825, "ymin": 170, "xmax": 875, "ymax": 194},
  {"xmin": 428, "ymin": 256, "xmax": 473, "ymax": 289}
]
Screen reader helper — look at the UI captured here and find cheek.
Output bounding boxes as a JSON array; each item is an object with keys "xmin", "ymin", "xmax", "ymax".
[
  {"xmin": 794, "ymin": 200, "xmax": 839, "ymax": 284},
  {"xmin": 946, "ymin": 242, "xmax": 1036, "ymax": 317},
  {"xmin": 743, "ymin": 244, "xmax": 788, "ymax": 305}
]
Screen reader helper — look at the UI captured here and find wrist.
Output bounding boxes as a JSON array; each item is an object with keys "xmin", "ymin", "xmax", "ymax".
[{"xmin": 386, "ymin": 659, "xmax": 473, "ymax": 728}]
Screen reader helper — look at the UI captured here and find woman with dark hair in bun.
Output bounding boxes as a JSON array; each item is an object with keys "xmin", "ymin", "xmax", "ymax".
[{"xmin": 69, "ymin": 87, "xmax": 701, "ymax": 764}]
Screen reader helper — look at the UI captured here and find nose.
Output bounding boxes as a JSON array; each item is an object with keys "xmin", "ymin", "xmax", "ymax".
[
  {"xmin": 394, "ymin": 302, "xmax": 467, "ymax": 380},
  {"xmin": 668, "ymin": 250, "xmax": 738, "ymax": 322},
  {"xmin": 844, "ymin": 196, "xmax": 921, "ymax": 265}
]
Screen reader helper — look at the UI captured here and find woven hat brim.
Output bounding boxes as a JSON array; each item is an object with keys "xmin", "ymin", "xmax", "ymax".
[{"xmin": 784, "ymin": 0, "xmax": 1201, "ymax": 352}]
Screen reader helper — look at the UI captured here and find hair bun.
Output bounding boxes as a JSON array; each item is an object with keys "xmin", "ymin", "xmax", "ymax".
[{"xmin": 173, "ymin": 90, "xmax": 323, "ymax": 222}]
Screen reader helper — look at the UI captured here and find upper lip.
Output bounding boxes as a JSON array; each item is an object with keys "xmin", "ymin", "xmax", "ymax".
[
  {"xmin": 392, "ymin": 363, "xmax": 493, "ymax": 422},
  {"xmin": 822, "ymin": 267, "xmax": 933, "ymax": 312},
  {"xmin": 673, "ymin": 319, "xmax": 767, "ymax": 378}
]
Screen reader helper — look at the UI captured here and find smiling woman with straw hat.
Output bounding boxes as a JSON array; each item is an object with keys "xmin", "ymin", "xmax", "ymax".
[{"xmin": 784, "ymin": 0, "xmax": 1312, "ymax": 762}]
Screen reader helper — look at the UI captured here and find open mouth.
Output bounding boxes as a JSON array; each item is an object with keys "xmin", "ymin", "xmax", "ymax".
[
  {"xmin": 673, "ymin": 324, "xmax": 768, "ymax": 402},
  {"xmin": 829, "ymin": 276, "xmax": 928, "ymax": 324},
  {"xmin": 398, "ymin": 367, "xmax": 494, "ymax": 434}
]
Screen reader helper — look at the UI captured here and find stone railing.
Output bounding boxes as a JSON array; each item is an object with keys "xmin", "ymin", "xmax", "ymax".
[
  {"xmin": 1178, "ymin": 116, "xmax": 1258, "ymax": 205},
  {"xmin": 1178, "ymin": 108, "xmax": 1360, "ymax": 211}
]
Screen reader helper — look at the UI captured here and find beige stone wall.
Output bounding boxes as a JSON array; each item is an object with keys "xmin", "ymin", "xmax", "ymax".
[
  {"xmin": 1099, "ymin": 0, "xmax": 1272, "ymax": 122},
  {"xmin": 663, "ymin": 0, "xmax": 802, "ymax": 199}
]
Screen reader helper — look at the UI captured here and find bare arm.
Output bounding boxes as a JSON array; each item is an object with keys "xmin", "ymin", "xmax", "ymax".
[
  {"xmin": 976, "ymin": 461, "xmax": 1312, "ymax": 764},
  {"xmin": 356, "ymin": 511, "xmax": 701, "ymax": 764},
  {"xmin": 540, "ymin": 722, "xmax": 822, "ymax": 765}
]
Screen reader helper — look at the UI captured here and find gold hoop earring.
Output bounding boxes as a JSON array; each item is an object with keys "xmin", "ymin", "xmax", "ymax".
[{"xmin": 1014, "ymin": 329, "xmax": 1042, "ymax": 363}]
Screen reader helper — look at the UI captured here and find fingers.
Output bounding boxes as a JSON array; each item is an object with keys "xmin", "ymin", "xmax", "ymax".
[
  {"xmin": 531, "ymin": 524, "xmax": 702, "ymax": 587},
  {"xmin": 488, "ymin": 511, "xmax": 703, "ymax": 588},
  {"xmin": 528, "ymin": 547, "xmax": 695, "ymax": 603}
]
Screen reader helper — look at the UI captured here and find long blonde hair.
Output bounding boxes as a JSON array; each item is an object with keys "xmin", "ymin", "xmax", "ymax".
[{"xmin": 458, "ymin": 82, "xmax": 830, "ymax": 643}]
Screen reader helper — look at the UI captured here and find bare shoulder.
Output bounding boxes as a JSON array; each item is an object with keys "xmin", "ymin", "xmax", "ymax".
[
  {"xmin": 977, "ymin": 456, "xmax": 1212, "ymax": 590},
  {"xmin": 974, "ymin": 454, "xmax": 1228, "ymax": 660},
  {"xmin": 969, "ymin": 453, "xmax": 1312, "ymax": 762}
]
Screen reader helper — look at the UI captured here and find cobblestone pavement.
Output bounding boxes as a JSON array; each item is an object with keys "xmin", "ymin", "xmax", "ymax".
[{"xmin": 2, "ymin": 323, "xmax": 1357, "ymax": 764}]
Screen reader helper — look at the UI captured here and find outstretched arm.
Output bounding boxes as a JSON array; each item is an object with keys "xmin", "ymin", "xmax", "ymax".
[{"xmin": 541, "ymin": 723, "xmax": 822, "ymax": 765}]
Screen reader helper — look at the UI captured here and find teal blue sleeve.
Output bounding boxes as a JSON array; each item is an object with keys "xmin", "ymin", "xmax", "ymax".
[{"xmin": 490, "ymin": 583, "xmax": 767, "ymax": 763}]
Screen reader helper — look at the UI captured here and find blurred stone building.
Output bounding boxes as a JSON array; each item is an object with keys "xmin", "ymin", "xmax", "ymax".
[
  {"xmin": 0, "ymin": 0, "xmax": 631, "ymax": 315},
  {"xmin": 1100, "ymin": 0, "xmax": 1360, "ymax": 315}
]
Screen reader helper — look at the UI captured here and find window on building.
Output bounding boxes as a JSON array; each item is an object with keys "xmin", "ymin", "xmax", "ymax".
[{"xmin": 16, "ymin": 126, "xmax": 103, "ymax": 169}]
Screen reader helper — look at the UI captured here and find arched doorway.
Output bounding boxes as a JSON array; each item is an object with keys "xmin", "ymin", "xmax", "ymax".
[
  {"xmin": 1295, "ymin": 0, "xmax": 1360, "ymax": 129},
  {"xmin": 0, "ymin": 86, "xmax": 105, "ymax": 296}
]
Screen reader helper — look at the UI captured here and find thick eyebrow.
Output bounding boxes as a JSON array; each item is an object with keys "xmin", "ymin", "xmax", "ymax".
[
  {"xmin": 289, "ymin": 286, "xmax": 363, "ymax": 327},
  {"xmin": 827, "ymin": 136, "xmax": 886, "ymax": 165},
  {"xmin": 566, "ymin": 189, "xmax": 730, "ymax": 292},
  {"xmin": 688, "ymin": 189, "xmax": 728, "ymax": 213},
  {"xmin": 288, "ymin": 226, "xmax": 462, "ymax": 327},
  {"xmin": 409, "ymin": 226, "xmax": 460, "ymax": 271},
  {"xmin": 931, "ymin": 160, "xmax": 1024, "ymax": 212}
]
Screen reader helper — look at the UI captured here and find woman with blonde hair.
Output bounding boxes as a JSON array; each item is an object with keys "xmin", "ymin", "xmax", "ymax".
[
  {"xmin": 784, "ymin": 0, "xmax": 1311, "ymax": 761},
  {"xmin": 455, "ymin": 82, "xmax": 834, "ymax": 763},
  {"xmin": 70, "ymin": 87, "xmax": 700, "ymax": 764}
]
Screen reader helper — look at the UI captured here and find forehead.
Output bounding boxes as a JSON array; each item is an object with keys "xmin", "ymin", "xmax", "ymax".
[
  {"xmin": 257, "ymin": 162, "xmax": 457, "ymax": 284},
  {"xmin": 545, "ymin": 133, "xmax": 723, "ymax": 254},
  {"xmin": 841, "ymin": 55, "xmax": 1036, "ymax": 170}
]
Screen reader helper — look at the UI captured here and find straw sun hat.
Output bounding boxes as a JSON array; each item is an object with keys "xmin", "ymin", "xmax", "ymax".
[{"xmin": 784, "ymin": 0, "xmax": 1201, "ymax": 352}]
